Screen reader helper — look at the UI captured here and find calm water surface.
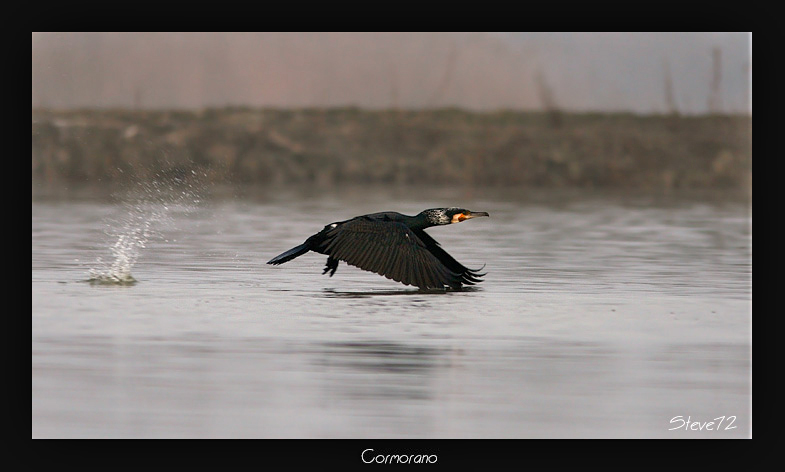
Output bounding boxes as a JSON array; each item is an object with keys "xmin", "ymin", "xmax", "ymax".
[{"xmin": 32, "ymin": 184, "xmax": 751, "ymax": 438}]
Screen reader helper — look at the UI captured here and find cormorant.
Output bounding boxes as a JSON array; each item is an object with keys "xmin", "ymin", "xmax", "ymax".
[{"xmin": 267, "ymin": 208, "xmax": 489, "ymax": 290}]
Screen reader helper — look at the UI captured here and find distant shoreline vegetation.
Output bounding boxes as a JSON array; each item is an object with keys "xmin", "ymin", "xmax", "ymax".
[{"xmin": 32, "ymin": 107, "xmax": 751, "ymax": 190}]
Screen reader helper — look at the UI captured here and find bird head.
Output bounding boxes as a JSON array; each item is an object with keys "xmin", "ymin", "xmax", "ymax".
[{"xmin": 422, "ymin": 208, "xmax": 490, "ymax": 225}]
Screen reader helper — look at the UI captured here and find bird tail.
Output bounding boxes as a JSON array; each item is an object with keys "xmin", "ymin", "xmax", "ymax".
[{"xmin": 267, "ymin": 242, "xmax": 310, "ymax": 265}]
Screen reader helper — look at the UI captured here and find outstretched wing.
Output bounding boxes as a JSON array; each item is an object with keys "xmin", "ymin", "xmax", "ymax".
[
  {"xmin": 317, "ymin": 217, "xmax": 463, "ymax": 289},
  {"xmin": 413, "ymin": 229, "xmax": 485, "ymax": 286}
]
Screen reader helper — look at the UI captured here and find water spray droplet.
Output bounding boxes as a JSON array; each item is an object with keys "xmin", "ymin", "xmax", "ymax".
[{"xmin": 88, "ymin": 167, "xmax": 208, "ymax": 285}]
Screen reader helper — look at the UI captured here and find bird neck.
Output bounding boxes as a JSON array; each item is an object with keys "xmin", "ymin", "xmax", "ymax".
[
  {"xmin": 410, "ymin": 209, "xmax": 449, "ymax": 230},
  {"xmin": 406, "ymin": 214, "xmax": 431, "ymax": 231}
]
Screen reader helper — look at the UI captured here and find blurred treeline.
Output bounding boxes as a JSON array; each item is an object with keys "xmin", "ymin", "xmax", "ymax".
[{"xmin": 32, "ymin": 108, "xmax": 751, "ymax": 190}]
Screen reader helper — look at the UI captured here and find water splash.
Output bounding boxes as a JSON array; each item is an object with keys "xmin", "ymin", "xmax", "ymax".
[
  {"xmin": 88, "ymin": 168, "xmax": 207, "ymax": 285},
  {"xmin": 87, "ymin": 208, "xmax": 155, "ymax": 285}
]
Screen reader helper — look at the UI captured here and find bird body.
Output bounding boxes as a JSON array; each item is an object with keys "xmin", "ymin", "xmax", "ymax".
[{"xmin": 267, "ymin": 208, "xmax": 489, "ymax": 290}]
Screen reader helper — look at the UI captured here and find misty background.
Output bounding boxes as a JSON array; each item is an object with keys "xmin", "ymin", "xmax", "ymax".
[{"xmin": 32, "ymin": 32, "xmax": 750, "ymax": 114}]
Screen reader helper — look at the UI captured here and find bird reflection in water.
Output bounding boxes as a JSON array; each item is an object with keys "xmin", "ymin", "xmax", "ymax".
[{"xmin": 314, "ymin": 341, "xmax": 458, "ymax": 404}]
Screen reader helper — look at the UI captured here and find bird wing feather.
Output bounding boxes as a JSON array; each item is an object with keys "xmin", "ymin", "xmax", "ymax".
[
  {"xmin": 320, "ymin": 218, "xmax": 462, "ymax": 289},
  {"xmin": 413, "ymin": 229, "xmax": 485, "ymax": 285}
]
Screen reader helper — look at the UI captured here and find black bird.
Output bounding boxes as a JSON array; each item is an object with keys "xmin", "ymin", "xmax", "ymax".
[{"xmin": 267, "ymin": 208, "xmax": 489, "ymax": 290}]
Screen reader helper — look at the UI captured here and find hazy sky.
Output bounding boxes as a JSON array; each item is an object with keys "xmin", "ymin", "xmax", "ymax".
[{"xmin": 31, "ymin": 32, "xmax": 751, "ymax": 114}]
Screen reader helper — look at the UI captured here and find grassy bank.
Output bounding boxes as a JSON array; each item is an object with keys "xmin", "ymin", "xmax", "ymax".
[{"xmin": 32, "ymin": 108, "xmax": 751, "ymax": 190}]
